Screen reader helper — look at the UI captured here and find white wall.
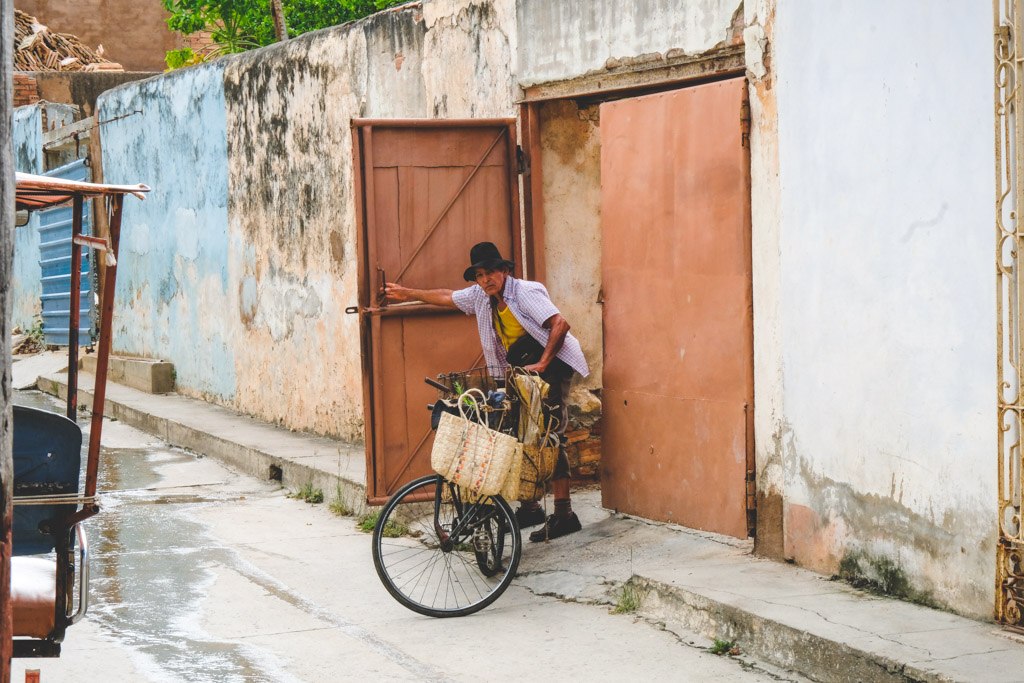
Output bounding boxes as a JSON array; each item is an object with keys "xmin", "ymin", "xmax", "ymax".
[
  {"xmin": 517, "ymin": 0, "xmax": 741, "ymax": 86},
  {"xmin": 765, "ymin": 0, "xmax": 995, "ymax": 617}
]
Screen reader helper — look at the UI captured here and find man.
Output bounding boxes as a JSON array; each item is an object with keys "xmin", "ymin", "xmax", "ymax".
[{"xmin": 384, "ymin": 241, "xmax": 589, "ymax": 541}]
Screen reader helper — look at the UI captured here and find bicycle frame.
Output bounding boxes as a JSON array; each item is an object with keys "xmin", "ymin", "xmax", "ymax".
[{"xmin": 433, "ymin": 480, "xmax": 502, "ymax": 552}]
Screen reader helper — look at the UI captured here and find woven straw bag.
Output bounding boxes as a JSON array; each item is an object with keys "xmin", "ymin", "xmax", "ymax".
[
  {"xmin": 430, "ymin": 390, "xmax": 522, "ymax": 497},
  {"xmin": 501, "ymin": 374, "xmax": 559, "ymax": 501},
  {"xmin": 503, "ymin": 443, "xmax": 559, "ymax": 502}
]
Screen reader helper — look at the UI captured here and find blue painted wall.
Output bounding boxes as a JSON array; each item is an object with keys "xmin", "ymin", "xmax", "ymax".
[
  {"xmin": 12, "ymin": 105, "xmax": 44, "ymax": 332},
  {"xmin": 11, "ymin": 103, "xmax": 76, "ymax": 331},
  {"xmin": 97, "ymin": 64, "xmax": 237, "ymax": 400}
]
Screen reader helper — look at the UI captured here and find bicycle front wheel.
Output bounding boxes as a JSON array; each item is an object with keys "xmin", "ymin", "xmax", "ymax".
[{"xmin": 371, "ymin": 474, "xmax": 522, "ymax": 618}]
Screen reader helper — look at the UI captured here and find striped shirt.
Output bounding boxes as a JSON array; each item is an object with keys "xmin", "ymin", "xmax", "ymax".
[{"xmin": 452, "ymin": 276, "xmax": 590, "ymax": 378}]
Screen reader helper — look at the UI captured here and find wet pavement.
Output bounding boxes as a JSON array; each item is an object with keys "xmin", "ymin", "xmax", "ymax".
[
  {"xmin": 14, "ymin": 389, "xmax": 292, "ymax": 682},
  {"xmin": 12, "ymin": 389, "xmax": 791, "ymax": 682}
]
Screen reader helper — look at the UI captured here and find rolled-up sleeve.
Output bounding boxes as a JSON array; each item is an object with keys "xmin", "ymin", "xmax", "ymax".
[
  {"xmin": 451, "ymin": 285, "xmax": 482, "ymax": 316},
  {"xmin": 518, "ymin": 285, "xmax": 560, "ymax": 326}
]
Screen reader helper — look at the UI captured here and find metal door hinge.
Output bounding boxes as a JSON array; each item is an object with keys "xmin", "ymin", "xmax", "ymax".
[
  {"xmin": 516, "ymin": 145, "xmax": 528, "ymax": 175},
  {"xmin": 740, "ymin": 98, "xmax": 751, "ymax": 148}
]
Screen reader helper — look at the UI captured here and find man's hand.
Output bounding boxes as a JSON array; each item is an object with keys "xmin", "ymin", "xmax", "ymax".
[
  {"xmin": 381, "ymin": 283, "xmax": 457, "ymax": 309},
  {"xmin": 383, "ymin": 282, "xmax": 416, "ymax": 303},
  {"xmin": 522, "ymin": 362, "xmax": 548, "ymax": 374}
]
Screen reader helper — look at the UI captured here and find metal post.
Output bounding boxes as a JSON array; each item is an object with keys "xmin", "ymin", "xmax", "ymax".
[
  {"xmin": 995, "ymin": 0, "xmax": 1024, "ymax": 626},
  {"xmin": 66, "ymin": 194, "xmax": 83, "ymax": 420},
  {"xmin": 1, "ymin": 0, "xmax": 15, "ymax": 674},
  {"xmin": 84, "ymin": 195, "xmax": 121, "ymax": 500}
]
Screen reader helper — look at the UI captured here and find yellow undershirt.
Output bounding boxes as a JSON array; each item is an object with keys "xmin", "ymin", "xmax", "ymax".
[{"xmin": 495, "ymin": 304, "xmax": 527, "ymax": 350}]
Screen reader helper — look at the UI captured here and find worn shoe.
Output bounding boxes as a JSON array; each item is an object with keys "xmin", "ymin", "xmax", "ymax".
[
  {"xmin": 515, "ymin": 505, "xmax": 546, "ymax": 529},
  {"xmin": 529, "ymin": 512, "xmax": 582, "ymax": 542}
]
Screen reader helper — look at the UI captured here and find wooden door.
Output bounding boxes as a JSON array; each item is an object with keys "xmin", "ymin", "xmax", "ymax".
[
  {"xmin": 353, "ymin": 120, "xmax": 522, "ymax": 503},
  {"xmin": 599, "ymin": 79, "xmax": 754, "ymax": 538}
]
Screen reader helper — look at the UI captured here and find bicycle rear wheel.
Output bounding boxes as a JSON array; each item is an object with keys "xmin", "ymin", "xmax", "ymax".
[{"xmin": 371, "ymin": 474, "xmax": 522, "ymax": 618}]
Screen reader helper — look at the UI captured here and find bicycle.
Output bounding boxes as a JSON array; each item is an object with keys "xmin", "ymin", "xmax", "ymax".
[{"xmin": 371, "ymin": 368, "xmax": 534, "ymax": 618}]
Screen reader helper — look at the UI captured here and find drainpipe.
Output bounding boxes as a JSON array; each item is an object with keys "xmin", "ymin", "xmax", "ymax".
[{"xmin": 1, "ymin": 0, "xmax": 13, "ymax": 677}]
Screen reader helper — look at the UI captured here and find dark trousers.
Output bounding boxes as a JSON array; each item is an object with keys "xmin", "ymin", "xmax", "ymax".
[{"xmin": 539, "ymin": 364, "xmax": 573, "ymax": 480}]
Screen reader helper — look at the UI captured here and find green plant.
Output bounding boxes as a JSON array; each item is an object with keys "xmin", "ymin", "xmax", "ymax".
[
  {"xmin": 165, "ymin": 47, "xmax": 209, "ymax": 70},
  {"xmin": 357, "ymin": 510, "xmax": 407, "ymax": 537},
  {"xmin": 14, "ymin": 316, "xmax": 46, "ymax": 354},
  {"xmin": 288, "ymin": 482, "xmax": 323, "ymax": 504},
  {"xmin": 836, "ymin": 552, "xmax": 938, "ymax": 608},
  {"xmin": 710, "ymin": 639, "xmax": 737, "ymax": 656},
  {"xmin": 328, "ymin": 484, "xmax": 353, "ymax": 516},
  {"xmin": 26, "ymin": 316, "xmax": 44, "ymax": 344},
  {"xmin": 357, "ymin": 511, "xmax": 379, "ymax": 532},
  {"xmin": 612, "ymin": 582, "xmax": 643, "ymax": 614},
  {"xmin": 162, "ymin": 0, "xmax": 406, "ymax": 64}
]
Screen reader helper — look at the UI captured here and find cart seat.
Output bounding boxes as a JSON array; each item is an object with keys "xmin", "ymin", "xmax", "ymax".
[
  {"xmin": 11, "ymin": 557, "xmax": 56, "ymax": 639},
  {"xmin": 11, "ymin": 405, "xmax": 89, "ymax": 658},
  {"xmin": 13, "ymin": 405, "xmax": 82, "ymax": 556}
]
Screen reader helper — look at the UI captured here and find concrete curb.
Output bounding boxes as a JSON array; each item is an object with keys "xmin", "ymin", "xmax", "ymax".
[
  {"xmin": 37, "ymin": 374, "xmax": 369, "ymax": 518},
  {"xmin": 632, "ymin": 576, "xmax": 928, "ymax": 683}
]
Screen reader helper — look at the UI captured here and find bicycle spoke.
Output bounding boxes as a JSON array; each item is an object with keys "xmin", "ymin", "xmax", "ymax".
[
  {"xmin": 410, "ymin": 548, "xmax": 445, "ymax": 605},
  {"xmin": 451, "ymin": 549, "xmax": 490, "ymax": 599},
  {"xmin": 372, "ymin": 475, "xmax": 522, "ymax": 617}
]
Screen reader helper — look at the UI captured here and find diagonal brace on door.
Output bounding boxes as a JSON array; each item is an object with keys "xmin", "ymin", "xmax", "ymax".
[
  {"xmin": 390, "ymin": 129, "xmax": 507, "ymax": 283},
  {"xmin": 385, "ymin": 350, "xmax": 486, "ymax": 493}
]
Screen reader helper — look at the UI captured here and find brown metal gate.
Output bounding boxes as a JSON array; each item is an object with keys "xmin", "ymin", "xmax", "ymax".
[
  {"xmin": 352, "ymin": 119, "xmax": 522, "ymax": 504},
  {"xmin": 599, "ymin": 78, "xmax": 754, "ymax": 538}
]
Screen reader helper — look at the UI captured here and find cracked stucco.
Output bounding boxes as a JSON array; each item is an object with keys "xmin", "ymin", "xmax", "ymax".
[
  {"xmin": 221, "ymin": 2, "xmax": 517, "ymax": 439},
  {"xmin": 99, "ymin": 64, "xmax": 237, "ymax": 402},
  {"xmin": 516, "ymin": 0, "xmax": 742, "ymax": 86}
]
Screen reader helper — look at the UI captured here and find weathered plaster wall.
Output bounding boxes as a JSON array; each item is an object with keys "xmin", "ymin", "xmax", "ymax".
[
  {"xmin": 768, "ymin": 1, "xmax": 995, "ymax": 618},
  {"xmin": 537, "ymin": 99, "xmax": 602, "ymax": 398},
  {"xmin": 95, "ymin": 1, "xmax": 516, "ymax": 439},
  {"xmin": 221, "ymin": 23, "xmax": 397, "ymax": 441},
  {"xmin": 421, "ymin": 0, "xmax": 517, "ymax": 117},
  {"xmin": 98, "ymin": 63, "xmax": 236, "ymax": 401},
  {"xmin": 517, "ymin": 0, "xmax": 742, "ymax": 86},
  {"xmin": 223, "ymin": 2, "xmax": 516, "ymax": 440},
  {"xmin": 12, "ymin": 104, "xmax": 44, "ymax": 331},
  {"xmin": 745, "ymin": 0, "xmax": 784, "ymax": 559},
  {"xmin": 10, "ymin": 102, "xmax": 75, "ymax": 331}
]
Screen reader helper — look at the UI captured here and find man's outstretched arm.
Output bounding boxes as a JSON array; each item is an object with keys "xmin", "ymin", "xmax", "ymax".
[{"xmin": 383, "ymin": 282, "xmax": 458, "ymax": 309}]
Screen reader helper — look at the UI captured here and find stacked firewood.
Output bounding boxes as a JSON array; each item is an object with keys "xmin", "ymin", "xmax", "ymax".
[{"xmin": 13, "ymin": 9, "xmax": 122, "ymax": 72}]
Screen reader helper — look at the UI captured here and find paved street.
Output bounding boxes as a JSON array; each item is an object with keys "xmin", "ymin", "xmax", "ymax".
[{"xmin": 11, "ymin": 390, "xmax": 792, "ymax": 682}]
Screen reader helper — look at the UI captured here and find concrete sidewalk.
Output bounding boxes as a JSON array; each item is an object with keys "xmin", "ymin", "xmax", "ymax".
[
  {"xmin": 37, "ymin": 370, "xmax": 369, "ymax": 518},
  {"xmin": 36, "ymin": 370, "xmax": 1024, "ymax": 682}
]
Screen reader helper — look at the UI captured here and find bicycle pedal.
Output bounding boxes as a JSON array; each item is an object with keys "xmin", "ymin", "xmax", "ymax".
[{"xmin": 473, "ymin": 526, "xmax": 492, "ymax": 552}]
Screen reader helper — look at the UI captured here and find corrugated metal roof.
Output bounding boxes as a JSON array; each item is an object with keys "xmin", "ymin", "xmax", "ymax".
[{"xmin": 38, "ymin": 159, "xmax": 93, "ymax": 347}]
